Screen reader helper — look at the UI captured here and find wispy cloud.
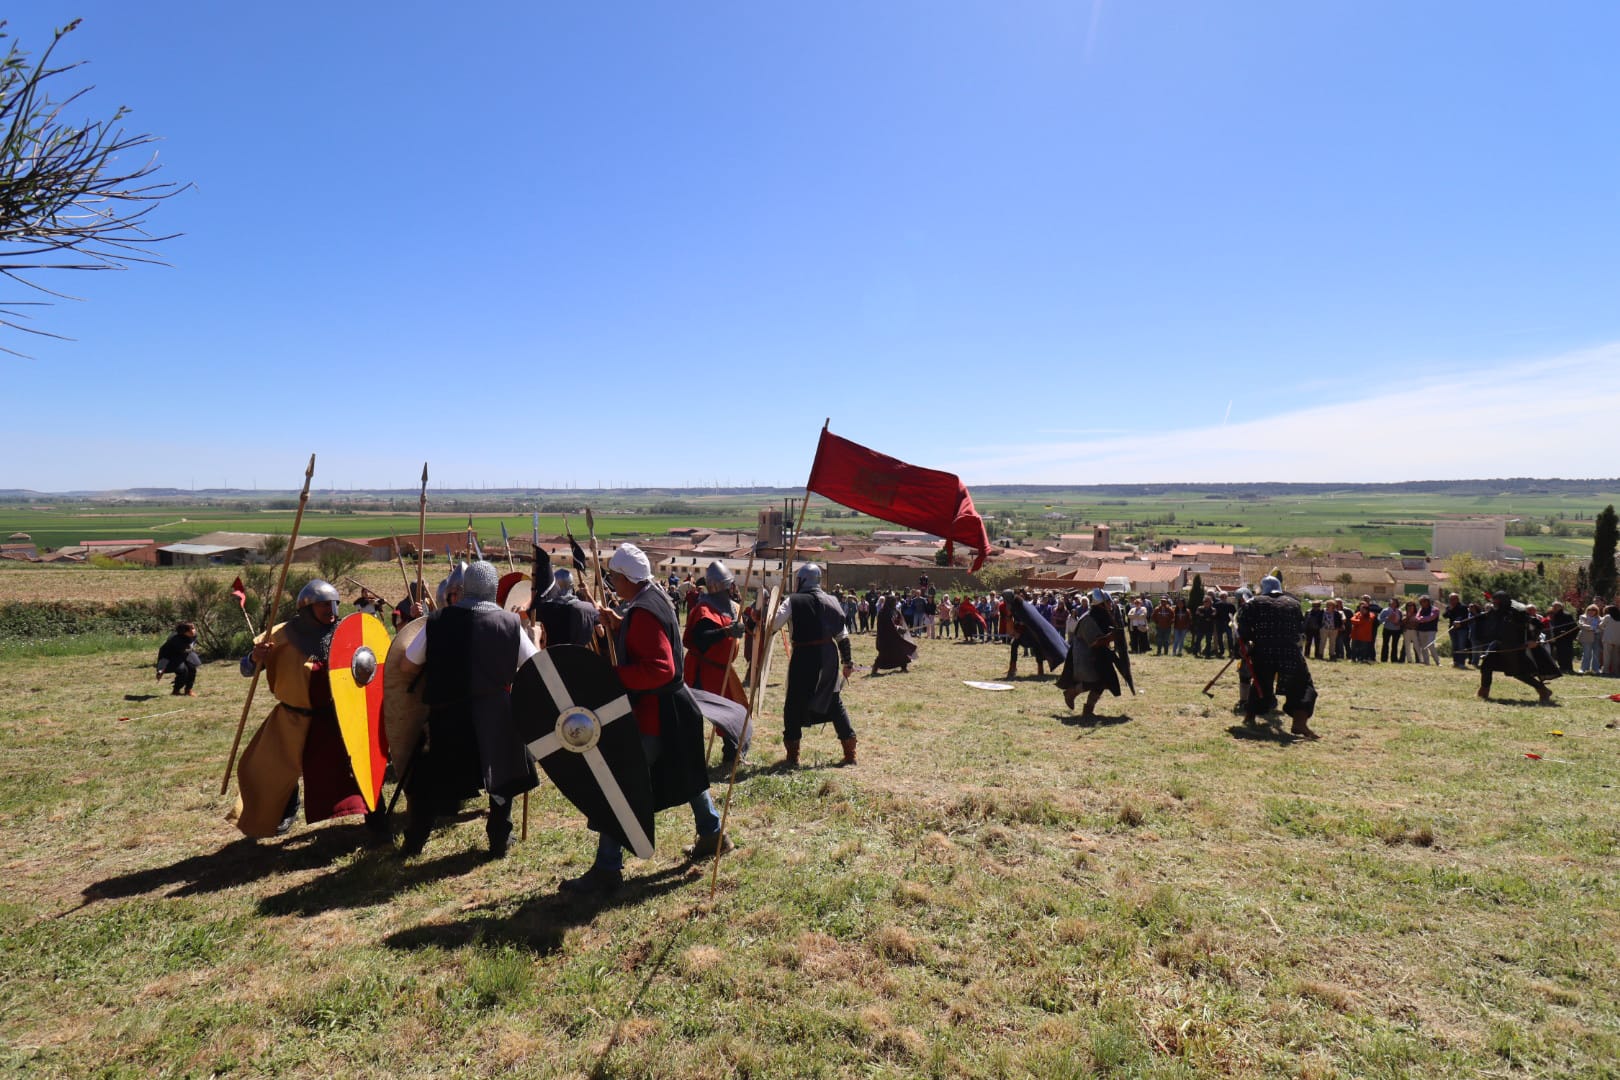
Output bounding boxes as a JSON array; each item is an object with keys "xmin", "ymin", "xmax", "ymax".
[
  {"xmin": 1083, "ymin": 0, "xmax": 1106, "ymax": 64},
  {"xmin": 953, "ymin": 343, "xmax": 1620, "ymax": 483}
]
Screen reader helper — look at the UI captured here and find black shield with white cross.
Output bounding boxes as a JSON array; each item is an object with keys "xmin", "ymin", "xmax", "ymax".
[{"xmin": 511, "ymin": 644, "xmax": 656, "ymax": 859}]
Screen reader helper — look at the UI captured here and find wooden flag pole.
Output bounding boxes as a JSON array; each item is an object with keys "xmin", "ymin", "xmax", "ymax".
[
  {"xmin": 221, "ymin": 454, "xmax": 316, "ymax": 796},
  {"xmin": 712, "ymin": 420, "xmax": 825, "ymax": 896}
]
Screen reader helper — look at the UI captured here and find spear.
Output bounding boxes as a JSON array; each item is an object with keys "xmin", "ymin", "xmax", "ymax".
[
  {"xmin": 585, "ymin": 508, "xmax": 618, "ymax": 664},
  {"xmin": 415, "ymin": 463, "xmax": 429, "ymax": 608},
  {"xmin": 221, "ymin": 454, "xmax": 315, "ymax": 796},
  {"xmin": 391, "ymin": 535, "xmax": 412, "ymax": 599},
  {"xmin": 713, "ymin": 422, "xmax": 824, "ymax": 896}
]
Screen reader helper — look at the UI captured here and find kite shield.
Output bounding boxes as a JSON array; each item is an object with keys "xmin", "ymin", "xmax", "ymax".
[
  {"xmin": 1011, "ymin": 595, "xmax": 1068, "ymax": 668},
  {"xmin": 512, "ymin": 644, "xmax": 655, "ymax": 859},
  {"xmin": 328, "ymin": 612, "xmax": 391, "ymax": 810},
  {"xmin": 690, "ymin": 688, "xmax": 751, "ymax": 758},
  {"xmin": 382, "ymin": 616, "xmax": 428, "ymax": 775}
]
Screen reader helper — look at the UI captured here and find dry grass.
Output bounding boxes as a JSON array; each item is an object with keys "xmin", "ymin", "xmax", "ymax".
[
  {"xmin": 1, "ymin": 628, "xmax": 1617, "ymax": 1077},
  {"xmin": 0, "ymin": 562, "xmax": 409, "ymax": 603}
]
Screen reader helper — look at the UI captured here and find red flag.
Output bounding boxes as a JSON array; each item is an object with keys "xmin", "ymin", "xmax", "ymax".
[
  {"xmin": 806, "ymin": 428, "xmax": 992, "ymax": 571},
  {"xmin": 230, "ymin": 576, "xmax": 248, "ymax": 610}
]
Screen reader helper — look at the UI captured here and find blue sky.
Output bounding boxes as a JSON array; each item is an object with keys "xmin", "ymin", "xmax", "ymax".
[{"xmin": 6, "ymin": 2, "xmax": 1618, "ymax": 491}]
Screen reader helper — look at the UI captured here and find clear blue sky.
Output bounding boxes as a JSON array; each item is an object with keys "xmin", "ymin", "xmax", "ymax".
[{"xmin": 7, "ymin": 2, "xmax": 1618, "ymax": 491}]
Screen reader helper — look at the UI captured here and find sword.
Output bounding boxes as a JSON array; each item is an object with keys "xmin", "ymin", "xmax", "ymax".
[{"xmin": 1200, "ymin": 655, "xmax": 1238, "ymax": 698}]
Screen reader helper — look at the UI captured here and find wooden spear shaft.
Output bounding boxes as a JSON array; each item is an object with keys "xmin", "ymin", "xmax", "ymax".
[
  {"xmin": 585, "ymin": 508, "xmax": 618, "ymax": 665},
  {"xmin": 712, "ymin": 421, "xmax": 824, "ymax": 896},
  {"xmin": 415, "ymin": 463, "xmax": 429, "ymax": 609},
  {"xmin": 391, "ymin": 535, "xmax": 412, "ymax": 597},
  {"xmin": 221, "ymin": 454, "xmax": 316, "ymax": 796}
]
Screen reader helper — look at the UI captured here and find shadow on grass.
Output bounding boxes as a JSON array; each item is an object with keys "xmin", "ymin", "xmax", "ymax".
[
  {"xmin": 1225, "ymin": 723, "xmax": 1305, "ymax": 746},
  {"xmin": 1057, "ymin": 712, "xmax": 1132, "ymax": 730},
  {"xmin": 382, "ymin": 863, "xmax": 695, "ymax": 957},
  {"xmin": 122, "ymin": 693, "xmax": 160, "ymax": 702},
  {"xmin": 257, "ymin": 846, "xmax": 486, "ymax": 917},
  {"xmin": 80, "ymin": 822, "xmax": 382, "ymax": 905}
]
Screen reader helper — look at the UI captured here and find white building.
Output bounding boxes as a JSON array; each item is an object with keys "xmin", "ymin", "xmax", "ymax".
[{"xmin": 1432, "ymin": 518, "xmax": 1521, "ymax": 560}]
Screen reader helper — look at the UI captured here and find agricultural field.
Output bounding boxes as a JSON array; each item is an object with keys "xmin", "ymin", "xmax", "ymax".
[
  {"xmin": 0, "ymin": 505, "xmax": 761, "ymax": 554},
  {"xmin": 4, "ymin": 486, "xmax": 1616, "ymax": 561},
  {"xmin": 969, "ymin": 490, "xmax": 1620, "ymax": 561},
  {"xmin": 1, "ymin": 631, "xmax": 1615, "ymax": 1077}
]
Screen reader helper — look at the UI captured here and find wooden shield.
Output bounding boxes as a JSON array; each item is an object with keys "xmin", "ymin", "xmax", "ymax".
[
  {"xmin": 382, "ymin": 616, "xmax": 428, "ymax": 774},
  {"xmin": 752, "ymin": 586, "xmax": 782, "ymax": 693},
  {"xmin": 502, "ymin": 577, "xmax": 533, "ymax": 616},
  {"xmin": 497, "ymin": 571, "xmax": 529, "ymax": 608},
  {"xmin": 328, "ymin": 612, "xmax": 391, "ymax": 811},
  {"xmin": 511, "ymin": 644, "xmax": 655, "ymax": 859}
]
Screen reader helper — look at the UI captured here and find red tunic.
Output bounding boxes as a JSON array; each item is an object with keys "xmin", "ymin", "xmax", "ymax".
[
  {"xmin": 682, "ymin": 603, "xmax": 747, "ymax": 705},
  {"xmin": 619, "ymin": 608, "xmax": 678, "ymax": 736}
]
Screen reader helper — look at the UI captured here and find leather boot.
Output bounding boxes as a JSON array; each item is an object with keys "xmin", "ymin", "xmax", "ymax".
[
  {"xmin": 839, "ymin": 737, "xmax": 858, "ymax": 766},
  {"xmin": 782, "ymin": 739, "xmax": 801, "ymax": 769}
]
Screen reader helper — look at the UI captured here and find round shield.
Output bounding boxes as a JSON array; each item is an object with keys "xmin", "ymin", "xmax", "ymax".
[
  {"xmin": 496, "ymin": 571, "xmax": 529, "ymax": 608},
  {"xmin": 382, "ymin": 616, "xmax": 428, "ymax": 774},
  {"xmin": 329, "ymin": 612, "xmax": 392, "ymax": 811},
  {"xmin": 503, "ymin": 577, "xmax": 533, "ymax": 616},
  {"xmin": 512, "ymin": 644, "xmax": 654, "ymax": 859}
]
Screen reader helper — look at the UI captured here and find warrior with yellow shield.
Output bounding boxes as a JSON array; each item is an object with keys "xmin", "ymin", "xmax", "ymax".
[{"xmin": 232, "ymin": 580, "xmax": 389, "ymax": 838}]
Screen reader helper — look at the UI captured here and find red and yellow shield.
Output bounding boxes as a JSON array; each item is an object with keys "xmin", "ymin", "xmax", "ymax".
[{"xmin": 328, "ymin": 612, "xmax": 391, "ymax": 811}]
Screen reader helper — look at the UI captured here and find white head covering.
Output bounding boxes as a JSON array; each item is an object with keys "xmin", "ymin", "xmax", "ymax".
[{"xmin": 608, "ymin": 542, "xmax": 652, "ymax": 583}]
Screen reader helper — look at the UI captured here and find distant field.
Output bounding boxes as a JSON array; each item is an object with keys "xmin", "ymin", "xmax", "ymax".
[
  {"xmin": 969, "ymin": 490, "xmax": 1620, "ymax": 559},
  {"xmin": 3, "ymin": 488, "xmax": 1616, "ymax": 559},
  {"xmin": 0, "ymin": 509, "xmax": 758, "ymax": 553}
]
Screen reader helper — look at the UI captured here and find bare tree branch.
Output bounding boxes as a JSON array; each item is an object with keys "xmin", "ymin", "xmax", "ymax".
[{"xmin": 0, "ymin": 18, "xmax": 189, "ymax": 350}]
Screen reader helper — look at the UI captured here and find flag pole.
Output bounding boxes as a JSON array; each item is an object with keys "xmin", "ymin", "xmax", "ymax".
[
  {"xmin": 712, "ymin": 419, "xmax": 825, "ymax": 896},
  {"xmin": 221, "ymin": 454, "xmax": 316, "ymax": 796}
]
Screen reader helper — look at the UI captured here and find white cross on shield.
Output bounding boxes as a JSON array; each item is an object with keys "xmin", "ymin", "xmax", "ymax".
[{"xmin": 512, "ymin": 645, "xmax": 656, "ymax": 859}]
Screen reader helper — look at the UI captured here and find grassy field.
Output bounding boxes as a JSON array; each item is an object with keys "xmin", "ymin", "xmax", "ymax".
[
  {"xmin": 1, "ymin": 626, "xmax": 1616, "ymax": 1077},
  {"xmin": 0, "ymin": 508, "xmax": 759, "ymax": 554}
]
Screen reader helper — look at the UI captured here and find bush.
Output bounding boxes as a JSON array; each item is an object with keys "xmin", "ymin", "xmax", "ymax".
[{"xmin": 0, "ymin": 600, "xmax": 174, "ymax": 645}]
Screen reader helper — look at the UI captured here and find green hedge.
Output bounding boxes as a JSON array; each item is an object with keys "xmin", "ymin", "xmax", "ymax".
[{"xmin": 0, "ymin": 600, "xmax": 178, "ymax": 646}]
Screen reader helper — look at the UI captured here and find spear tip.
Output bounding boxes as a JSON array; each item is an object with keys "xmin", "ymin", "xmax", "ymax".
[
  {"xmin": 305, "ymin": 453, "xmax": 316, "ymax": 476},
  {"xmin": 421, "ymin": 462, "xmax": 429, "ymax": 483}
]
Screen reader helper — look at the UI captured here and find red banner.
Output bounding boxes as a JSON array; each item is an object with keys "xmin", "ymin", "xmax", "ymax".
[
  {"xmin": 230, "ymin": 577, "xmax": 248, "ymax": 610},
  {"xmin": 806, "ymin": 429, "xmax": 992, "ymax": 571}
]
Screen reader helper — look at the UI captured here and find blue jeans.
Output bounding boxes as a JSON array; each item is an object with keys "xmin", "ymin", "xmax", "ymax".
[
  {"xmin": 1172, "ymin": 628, "xmax": 1187, "ymax": 656},
  {"xmin": 594, "ymin": 732, "xmax": 720, "ymax": 872}
]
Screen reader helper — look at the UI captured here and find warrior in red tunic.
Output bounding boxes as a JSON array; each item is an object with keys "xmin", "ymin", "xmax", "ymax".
[{"xmin": 682, "ymin": 560, "xmax": 748, "ymax": 764}]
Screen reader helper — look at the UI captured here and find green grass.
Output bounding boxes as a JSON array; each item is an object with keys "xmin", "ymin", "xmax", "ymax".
[
  {"xmin": 1, "ymin": 632, "xmax": 1617, "ymax": 1076},
  {"xmin": 0, "ymin": 631, "xmax": 162, "ymax": 661}
]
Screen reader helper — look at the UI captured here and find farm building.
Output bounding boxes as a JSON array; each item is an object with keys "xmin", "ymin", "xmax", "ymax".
[{"xmin": 157, "ymin": 543, "xmax": 253, "ymax": 567}]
